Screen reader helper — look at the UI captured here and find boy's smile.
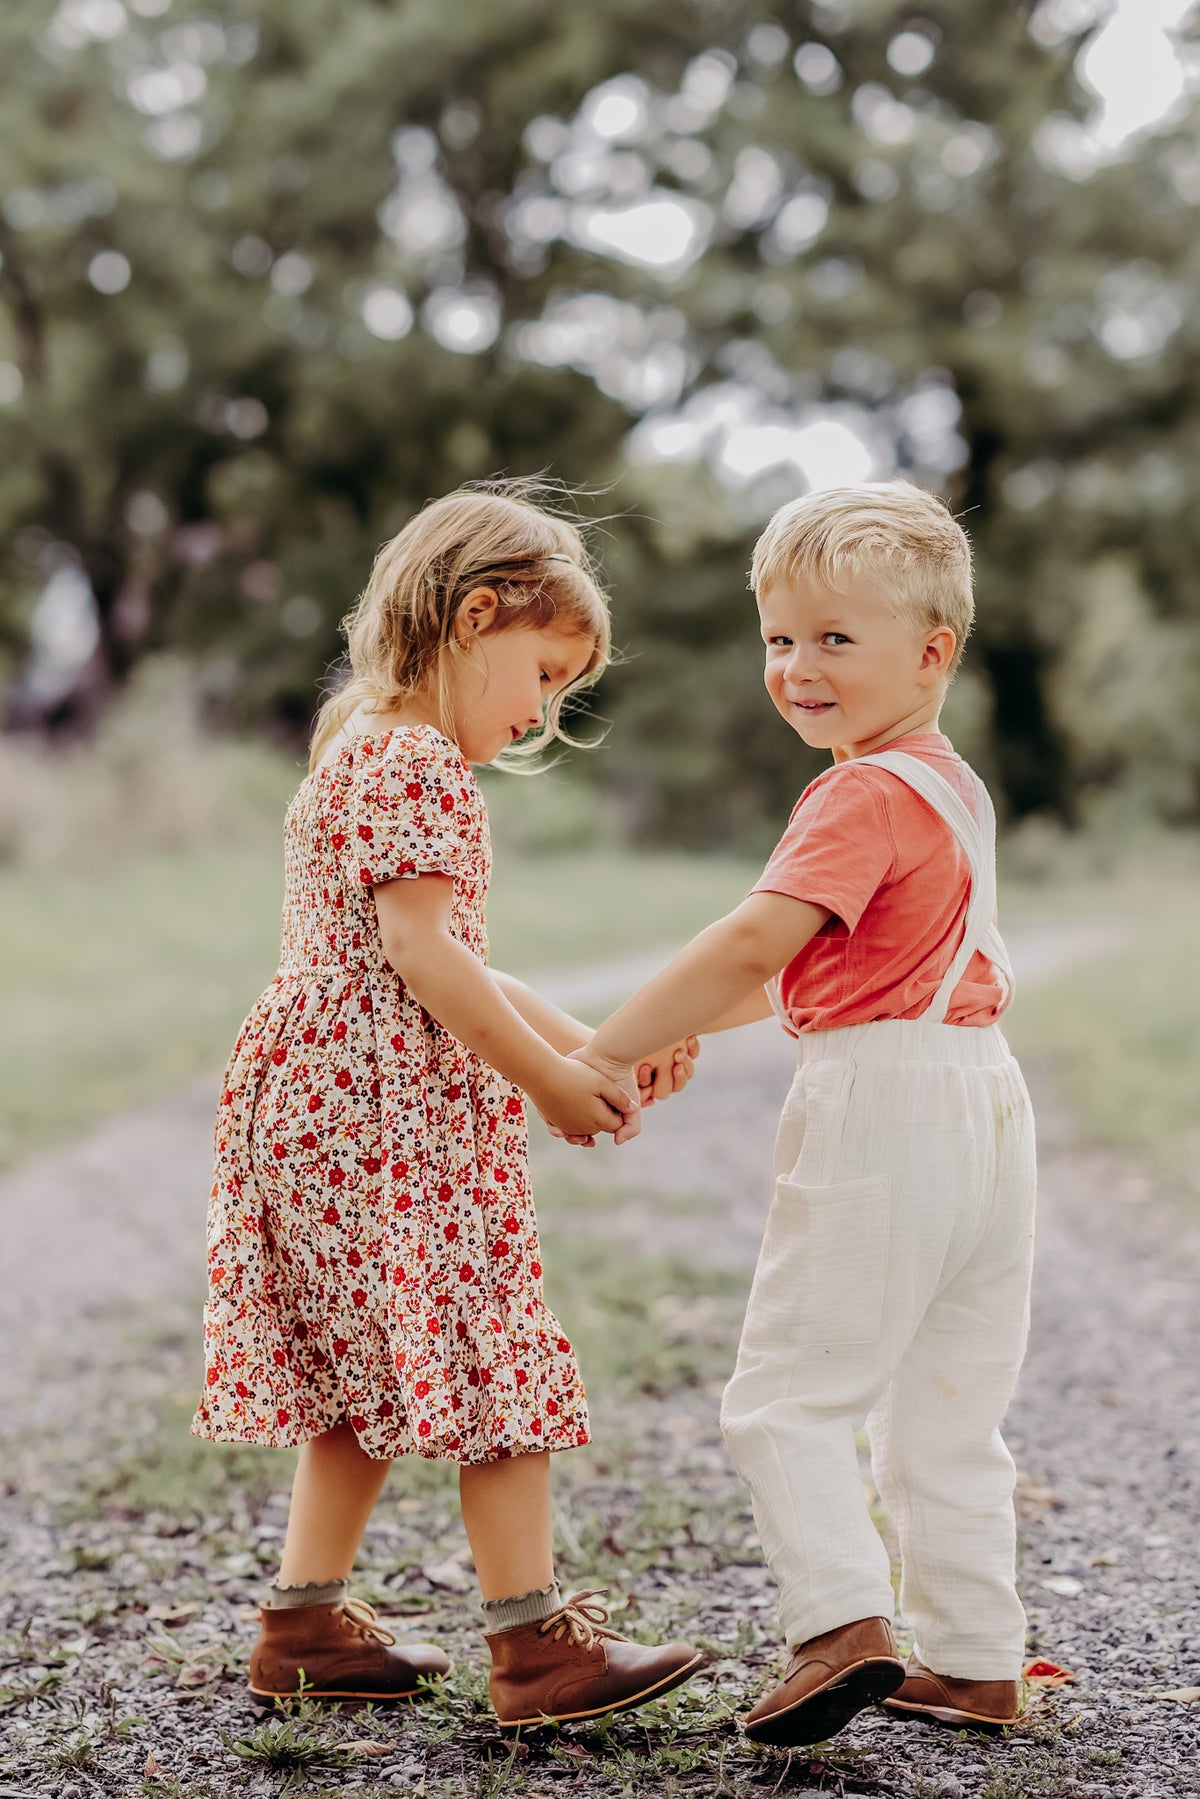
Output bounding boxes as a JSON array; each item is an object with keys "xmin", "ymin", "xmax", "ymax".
[{"xmin": 758, "ymin": 575, "xmax": 954, "ymax": 761}]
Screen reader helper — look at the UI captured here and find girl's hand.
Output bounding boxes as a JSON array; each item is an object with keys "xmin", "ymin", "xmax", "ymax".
[
  {"xmin": 636, "ymin": 1036, "xmax": 700, "ymax": 1105},
  {"xmin": 533, "ymin": 1056, "xmax": 638, "ymax": 1145}
]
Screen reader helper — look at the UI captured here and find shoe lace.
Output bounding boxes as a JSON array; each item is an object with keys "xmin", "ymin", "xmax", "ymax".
[
  {"xmin": 340, "ymin": 1597, "xmax": 397, "ymax": 1647},
  {"xmin": 537, "ymin": 1589, "xmax": 613, "ymax": 1651}
]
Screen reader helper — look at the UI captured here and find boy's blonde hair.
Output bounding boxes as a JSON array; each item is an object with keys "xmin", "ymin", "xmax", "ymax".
[
  {"xmin": 309, "ymin": 481, "xmax": 611, "ymax": 771},
  {"xmin": 750, "ymin": 481, "xmax": 974, "ymax": 678}
]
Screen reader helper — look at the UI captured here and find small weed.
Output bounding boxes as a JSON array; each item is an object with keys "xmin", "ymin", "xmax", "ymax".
[
  {"xmin": 38, "ymin": 1726, "xmax": 100, "ymax": 1771},
  {"xmin": 476, "ymin": 1736, "xmax": 529, "ymax": 1795},
  {"xmin": 67, "ymin": 1542, "xmax": 116, "ymax": 1572},
  {"xmin": 1084, "ymin": 1745, "xmax": 1124, "ymax": 1766},
  {"xmin": 419, "ymin": 1660, "xmax": 496, "ymax": 1745},
  {"xmin": 224, "ymin": 1710, "xmax": 353, "ymax": 1775},
  {"xmin": 0, "ymin": 1671, "xmax": 66, "ymax": 1711},
  {"xmin": 138, "ymin": 1779, "xmax": 227, "ymax": 1799},
  {"xmin": 979, "ymin": 1744, "xmax": 1078, "ymax": 1799}
]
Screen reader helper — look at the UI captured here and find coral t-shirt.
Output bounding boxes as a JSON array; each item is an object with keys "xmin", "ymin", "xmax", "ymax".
[{"xmin": 753, "ymin": 732, "xmax": 1008, "ymax": 1032}]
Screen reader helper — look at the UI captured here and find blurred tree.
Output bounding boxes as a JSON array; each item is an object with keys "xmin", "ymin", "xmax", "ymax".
[
  {"xmin": 1, "ymin": 0, "xmax": 1197, "ymax": 838},
  {"xmin": 587, "ymin": 0, "xmax": 1200, "ymax": 837}
]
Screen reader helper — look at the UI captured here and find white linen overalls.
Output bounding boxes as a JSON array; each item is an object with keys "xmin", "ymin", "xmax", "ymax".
[{"xmin": 720, "ymin": 751, "xmax": 1037, "ymax": 1680}]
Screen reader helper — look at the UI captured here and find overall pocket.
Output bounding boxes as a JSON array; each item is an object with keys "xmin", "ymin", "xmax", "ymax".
[{"xmin": 743, "ymin": 1173, "xmax": 892, "ymax": 1350}]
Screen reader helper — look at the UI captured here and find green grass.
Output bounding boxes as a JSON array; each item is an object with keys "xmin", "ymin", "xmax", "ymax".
[
  {"xmin": 487, "ymin": 844, "xmax": 760, "ymax": 972},
  {"xmin": 3, "ymin": 732, "xmax": 1196, "ymax": 1197},
  {"xmin": 1002, "ymin": 844, "xmax": 1200, "ymax": 1200},
  {"xmin": 0, "ymin": 839, "xmax": 285, "ymax": 1166},
  {"xmin": 0, "ymin": 831, "xmax": 757, "ymax": 1167},
  {"xmin": 67, "ymin": 1184, "xmax": 746, "ymax": 1537}
]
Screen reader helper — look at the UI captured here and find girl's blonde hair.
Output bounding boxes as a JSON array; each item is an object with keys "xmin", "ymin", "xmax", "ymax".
[
  {"xmin": 309, "ymin": 481, "xmax": 612, "ymax": 771},
  {"xmin": 750, "ymin": 481, "xmax": 974, "ymax": 678}
]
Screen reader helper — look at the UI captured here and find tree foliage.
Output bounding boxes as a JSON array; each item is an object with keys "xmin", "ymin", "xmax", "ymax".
[{"xmin": 1, "ymin": 0, "xmax": 1198, "ymax": 841}]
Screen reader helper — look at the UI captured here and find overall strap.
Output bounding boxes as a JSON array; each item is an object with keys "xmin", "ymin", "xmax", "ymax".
[{"xmin": 861, "ymin": 750, "xmax": 1014, "ymax": 1021}]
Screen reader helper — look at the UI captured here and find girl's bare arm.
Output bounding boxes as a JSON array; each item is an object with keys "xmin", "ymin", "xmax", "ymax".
[{"xmin": 372, "ymin": 874, "xmax": 634, "ymax": 1140}]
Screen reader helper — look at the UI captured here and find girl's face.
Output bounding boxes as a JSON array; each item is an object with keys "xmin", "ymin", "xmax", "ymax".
[{"xmin": 448, "ymin": 602, "xmax": 597, "ymax": 764}]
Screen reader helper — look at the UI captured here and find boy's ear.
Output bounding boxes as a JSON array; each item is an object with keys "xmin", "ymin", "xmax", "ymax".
[
  {"xmin": 919, "ymin": 626, "xmax": 957, "ymax": 682},
  {"xmin": 455, "ymin": 586, "xmax": 500, "ymax": 637}
]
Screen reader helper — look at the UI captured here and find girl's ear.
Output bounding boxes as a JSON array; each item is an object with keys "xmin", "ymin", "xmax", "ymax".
[
  {"xmin": 454, "ymin": 586, "xmax": 500, "ymax": 638},
  {"xmin": 919, "ymin": 626, "xmax": 957, "ymax": 682}
]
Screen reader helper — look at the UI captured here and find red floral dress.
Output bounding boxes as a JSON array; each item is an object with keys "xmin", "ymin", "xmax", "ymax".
[{"xmin": 192, "ymin": 725, "xmax": 589, "ymax": 1464}]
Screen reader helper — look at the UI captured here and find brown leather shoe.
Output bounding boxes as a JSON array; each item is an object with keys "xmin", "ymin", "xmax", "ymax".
[
  {"xmin": 881, "ymin": 1655, "xmax": 1018, "ymax": 1730},
  {"xmin": 486, "ymin": 1589, "xmax": 708, "ymax": 1729},
  {"xmin": 743, "ymin": 1616, "xmax": 905, "ymax": 1746},
  {"xmin": 248, "ymin": 1597, "xmax": 452, "ymax": 1704}
]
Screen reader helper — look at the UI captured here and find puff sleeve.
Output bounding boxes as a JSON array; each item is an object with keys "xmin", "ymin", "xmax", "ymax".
[{"xmin": 346, "ymin": 733, "xmax": 472, "ymax": 887}]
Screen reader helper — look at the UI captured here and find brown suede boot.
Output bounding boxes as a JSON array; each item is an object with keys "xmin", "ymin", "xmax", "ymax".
[
  {"xmin": 881, "ymin": 1655, "xmax": 1019, "ymax": 1730},
  {"xmin": 743, "ymin": 1616, "xmax": 905, "ymax": 1746},
  {"xmin": 248, "ymin": 1598, "xmax": 452, "ymax": 1704},
  {"xmin": 486, "ymin": 1589, "xmax": 708, "ymax": 1729}
]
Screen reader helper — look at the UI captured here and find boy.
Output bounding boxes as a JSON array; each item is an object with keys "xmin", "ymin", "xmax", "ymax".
[{"xmin": 581, "ymin": 483, "xmax": 1036, "ymax": 1745}]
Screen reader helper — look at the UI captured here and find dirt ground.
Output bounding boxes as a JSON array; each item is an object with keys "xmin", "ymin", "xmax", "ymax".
[{"xmin": 2, "ymin": 955, "xmax": 1197, "ymax": 1798}]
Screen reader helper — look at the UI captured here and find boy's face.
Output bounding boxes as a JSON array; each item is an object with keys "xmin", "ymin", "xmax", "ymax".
[{"xmin": 758, "ymin": 574, "xmax": 952, "ymax": 761}]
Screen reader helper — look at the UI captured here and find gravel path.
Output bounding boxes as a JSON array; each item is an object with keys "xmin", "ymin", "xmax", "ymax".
[{"xmin": 2, "ymin": 926, "xmax": 1197, "ymax": 1797}]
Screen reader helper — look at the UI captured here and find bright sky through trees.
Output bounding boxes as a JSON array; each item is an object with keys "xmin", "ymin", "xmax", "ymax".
[{"xmin": 627, "ymin": 0, "xmax": 1198, "ymax": 490}]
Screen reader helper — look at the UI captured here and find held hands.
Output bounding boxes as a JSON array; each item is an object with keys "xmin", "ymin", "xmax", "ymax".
[
  {"xmin": 547, "ymin": 1035, "xmax": 701, "ymax": 1149},
  {"xmin": 532, "ymin": 1054, "xmax": 637, "ymax": 1147}
]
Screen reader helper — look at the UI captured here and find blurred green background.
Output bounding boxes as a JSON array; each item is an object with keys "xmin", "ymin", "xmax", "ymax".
[{"xmin": 1, "ymin": 0, "xmax": 1197, "ymax": 1191}]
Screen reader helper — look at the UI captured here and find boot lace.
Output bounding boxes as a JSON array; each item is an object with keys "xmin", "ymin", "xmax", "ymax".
[
  {"xmin": 537, "ymin": 1589, "xmax": 615, "ymax": 1650},
  {"xmin": 340, "ymin": 1597, "xmax": 397, "ymax": 1647}
]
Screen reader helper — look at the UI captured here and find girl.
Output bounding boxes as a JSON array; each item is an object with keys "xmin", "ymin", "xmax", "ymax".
[{"xmin": 192, "ymin": 485, "xmax": 706, "ymax": 1728}]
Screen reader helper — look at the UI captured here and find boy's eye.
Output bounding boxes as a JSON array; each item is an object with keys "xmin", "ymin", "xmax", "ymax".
[
  {"xmin": 822, "ymin": 632, "xmax": 851, "ymax": 646},
  {"xmin": 766, "ymin": 635, "xmax": 793, "ymax": 648}
]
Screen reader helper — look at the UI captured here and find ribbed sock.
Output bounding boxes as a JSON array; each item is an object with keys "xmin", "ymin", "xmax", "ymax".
[
  {"xmin": 481, "ymin": 1581, "xmax": 563, "ymax": 1633},
  {"xmin": 262, "ymin": 1578, "xmax": 350, "ymax": 1610}
]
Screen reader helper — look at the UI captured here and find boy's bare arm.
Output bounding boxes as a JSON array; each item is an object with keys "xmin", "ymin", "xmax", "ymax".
[
  {"xmin": 586, "ymin": 893, "xmax": 829, "ymax": 1071},
  {"xmin": 493, "ymin": 970, "xmax": 700, "ymax": 1106},
  {"xmin": 702, "ymin": 986, "xmax": 776, "ymax": 1031}
]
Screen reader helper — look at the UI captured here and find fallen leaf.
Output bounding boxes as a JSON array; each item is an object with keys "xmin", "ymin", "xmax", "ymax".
[
  {"xmin": 143, "ymin": 1752, "xmax": 167, "ymax": 1778},
  {"xmin": 421, "ymin": 1558, "xmax": 473, "ymax": 1593},
  {"xmin": 1040, "ymin": 1575, "xmax": 1083, "ymax": 1597},
  {"xmin": 1015, "ymin": 1474, "xmax": 1063, "ymax": 1512},
  {"xmin": 345, "ymin": 1739, "xmax": 394, "ymax": 1758},
  {"xmin": 1022, "ymin": 1659, "xmax": 1076, "ymax": 1688},
  {"xmin": 1153, "ymin": 1687, "xmax": 1200, "ymax": 1703},
  {"xmin": 175, "ymin": 1664, "xmax": 216, "ymax": 1687}
]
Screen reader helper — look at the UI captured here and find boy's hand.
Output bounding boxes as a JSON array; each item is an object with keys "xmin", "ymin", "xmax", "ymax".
[
  {"xmin": 636, "ymin": 1036, "xmax": 700, "ymax": 1105},
  {"xmin": 567, "ymin": 1045, "xmax": 642, "ymax": 1147},
  {"xmin": 532, "ymin": 1056, "xmax": 638, "ymax": 1146}
]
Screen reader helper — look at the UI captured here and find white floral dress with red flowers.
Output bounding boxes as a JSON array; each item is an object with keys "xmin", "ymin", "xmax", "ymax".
[{"xmin": 192, "ymin": 724, "xmax": 589, "ymax": 1464}]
